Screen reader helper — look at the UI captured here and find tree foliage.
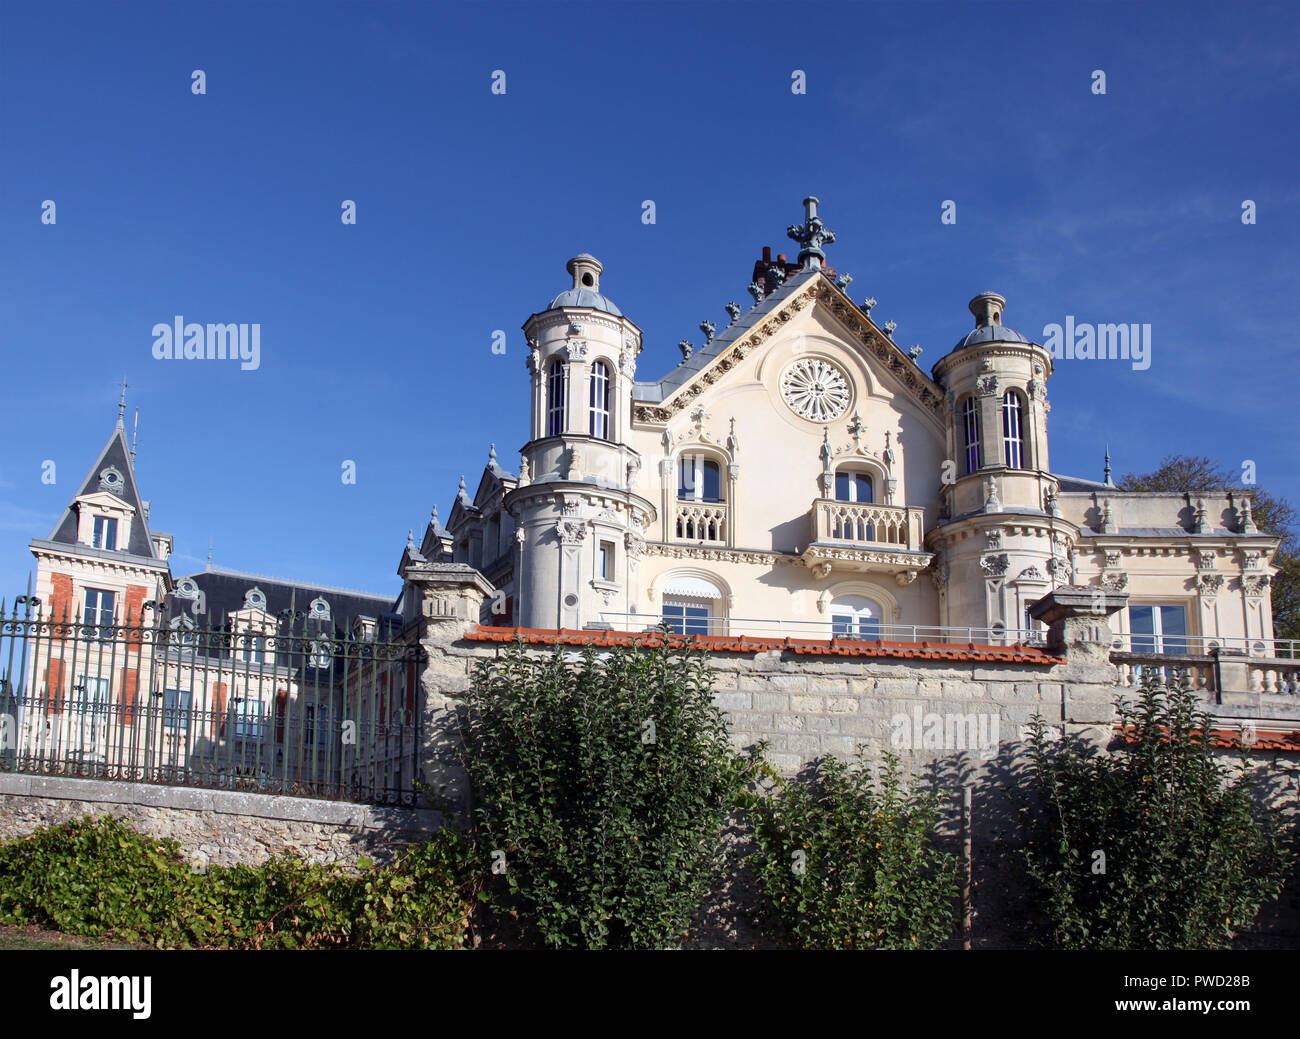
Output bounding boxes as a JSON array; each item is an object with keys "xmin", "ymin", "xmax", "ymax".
[
  {"xmin": 1118, "ymin": 453, "xmax": 1298, "ymax": 639},
  {"xmin": 1018, "ymin": 669, "xmax": 1293, "ymax": 949},
  {"xmin": 748, "ymin": 750, "xmax": 959, "ymax": 949},
  {"xmin": 458, "ymin": 634, "xmax": 754, "ymax": 949}
]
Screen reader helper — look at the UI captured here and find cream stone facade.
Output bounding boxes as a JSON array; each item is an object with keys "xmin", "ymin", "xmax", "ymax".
[{"xmin": 419, "ymin": 198, "xmax": 1283, "ymax": 659}]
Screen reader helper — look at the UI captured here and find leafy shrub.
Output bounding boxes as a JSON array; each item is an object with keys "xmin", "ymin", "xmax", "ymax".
[
  {"xmin": 0, "ymin": 814, "xmax": 479, "ymax": 949},
  {"xmin": 1018, "ymin": 667, "xmax": 1294, "ymax": 949},
  {"xmin": 749, "ymin": 749, "xmax": 959, "ymax": 949},
  {"xmin": 460, "ymin": 634, "xmax": 754, "ymax": 948}
]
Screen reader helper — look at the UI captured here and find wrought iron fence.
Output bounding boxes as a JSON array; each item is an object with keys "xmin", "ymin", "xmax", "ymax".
[{"xmin": 0, "ymin": 595, "xmax": 424, "ymax": 806}]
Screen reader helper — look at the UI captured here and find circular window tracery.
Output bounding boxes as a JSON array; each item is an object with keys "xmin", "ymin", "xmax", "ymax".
[{"xmin": 780, "ymin": 358, "xmax": 851, "ymax": 422}]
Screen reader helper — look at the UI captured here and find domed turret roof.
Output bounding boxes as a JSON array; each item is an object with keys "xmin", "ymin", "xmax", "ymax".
[
  {"xmin": 546, "ymin": 287, "xmax": 623, "ymax": 316},
  {"xmin": 952, "ymin": 291, "xmax": 1029, "ymax": 349},
  {"xmin": 545, "ymin": 255, "xmax": 623, "ymax": 316}
]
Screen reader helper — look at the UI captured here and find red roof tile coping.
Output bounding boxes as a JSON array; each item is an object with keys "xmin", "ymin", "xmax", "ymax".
[
  {"xmin": 1115, "ymin": 725, "xmax": 1300, "ymax": 753},
  {"xmin": 463, "ymin": 626, "xmax": 1060, "ymax": 664}
]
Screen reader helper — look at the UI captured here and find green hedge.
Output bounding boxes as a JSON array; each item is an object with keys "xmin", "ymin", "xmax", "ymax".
[{"xmin": 0, "ymin": 814, "xmax": 479, "ymax": 949}]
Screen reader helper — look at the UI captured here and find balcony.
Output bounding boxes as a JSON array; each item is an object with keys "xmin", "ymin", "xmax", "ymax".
[
  {"xmin": 675, "ymin": 502, "xmax": 728, "ymax": 544},
  {"xmin": 801, "ymin": 499, "xmax": 931, "ymax": 581}
]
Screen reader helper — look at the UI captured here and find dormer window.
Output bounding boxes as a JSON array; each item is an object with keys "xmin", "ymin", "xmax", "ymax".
[
  {"xmin": 91, "ymin": 516, "xmax": 118, "ymax": 550},
  {"xmin": 239, "ymin": 634, "xmax": 265, "ymax": 664}
]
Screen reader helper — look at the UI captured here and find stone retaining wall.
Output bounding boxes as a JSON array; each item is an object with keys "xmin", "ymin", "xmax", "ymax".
[{"xmin": 0, "ymin": 774, "xmax": 440, "ymax": 868}]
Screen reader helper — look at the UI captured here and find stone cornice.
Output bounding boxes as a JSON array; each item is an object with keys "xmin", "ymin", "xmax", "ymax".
[
  {"xmin": 29, "ymin": 538, "xmax": 169, "ymax": 576},
  {"xmin": 644, "ymin": 542, "xmax": 804, "ymax": 567}
]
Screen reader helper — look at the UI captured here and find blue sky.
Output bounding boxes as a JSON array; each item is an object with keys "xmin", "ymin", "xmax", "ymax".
[{"xmin": 2, "ymin": 0, "xmax": 1297, "ymax": 601}]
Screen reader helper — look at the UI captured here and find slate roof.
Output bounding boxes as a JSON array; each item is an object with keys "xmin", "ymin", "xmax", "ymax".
[
  {"xmin": 952, "ymin": 324, "xmax": 1030, "ymax": 350},
  {"xmin": 632, "ymin": 268, "xmax": 823, "ymax": 404},
  {"xmin": 170, "ymin": 565, "xmax": 397, "ymax": 634},
  {"xmin": 46, "ymin": 421, "xmax": 158, "ymax": 559}
]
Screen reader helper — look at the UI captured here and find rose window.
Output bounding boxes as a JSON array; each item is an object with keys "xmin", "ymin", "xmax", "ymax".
[{"xmin": 780, "ymin": 358, "xmax": 851, "ymax": 421}]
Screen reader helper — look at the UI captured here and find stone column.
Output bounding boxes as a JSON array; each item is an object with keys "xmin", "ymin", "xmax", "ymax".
[
  {"xmin": 401, "ymin": 562, "xmax": 495, "ymax": 818},
  {"xmin": 1029, "ymin": 587, "xmax": 1127, "ymax": 736}
]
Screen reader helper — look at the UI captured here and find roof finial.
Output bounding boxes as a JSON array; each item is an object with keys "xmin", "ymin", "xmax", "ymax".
[
  {"xmin": 787, "ymin": 196, "xmax": 836, "ymax": 271},
  {"xmin": 431, "ymin": 504, "xmax": 439, "ymax": 525},
  {"xmin": 116, "ymin": 377, "xmax": 128, "ymax": 428},
  {"xmin": 206, "ymin": 538, "xmax": 213, "ymax": 569},
  {"xmin": 407, "ymin": 528, "xmax": 415, "ymax": 548},
  {"xmin": 1103, "ymin": 444, "xmax": 1114, "ymax": 486},
  {"xmin": 131, "ymin": 408, "xmax": 140, "ymax": 464},
  {"xmin": 489, "ymin": 443, "xmax": 497, "ymax": 464}
]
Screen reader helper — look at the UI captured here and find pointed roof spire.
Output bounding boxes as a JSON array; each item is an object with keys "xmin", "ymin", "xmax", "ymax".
[
  {"xmin": 116, "ymin": 377, "xmax": 128, "ymax": 428},
  {"xmin": 1103, "ymin": 444, "xmax": 1114, "ymax": 487}
]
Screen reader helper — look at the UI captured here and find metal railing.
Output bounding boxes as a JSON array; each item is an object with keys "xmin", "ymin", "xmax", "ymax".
[
  {"xmin": 597, "ymin": 612, "xmax": 1048, "ymax": 646},
  {"xmin": 1107, "ymin": 632, "xmax": 1299, "ymax": 660},
  {"xmin": 0, "ymin": 596, "xmax": 424, "ymax": 805}
]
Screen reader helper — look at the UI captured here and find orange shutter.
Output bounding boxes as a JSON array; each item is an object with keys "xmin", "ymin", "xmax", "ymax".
[{"xmin": 119, "ymin": 668, "xmax": 138, "ymax": 726}]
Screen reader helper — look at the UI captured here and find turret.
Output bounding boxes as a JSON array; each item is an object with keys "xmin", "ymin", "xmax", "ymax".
[
  {"xmin": 927, "ymin": 293, "xmax": 1075, "ymax": 637},
  {"xmin": 507, "ymin": 256, "xmax": 656, "ymax": 629}
]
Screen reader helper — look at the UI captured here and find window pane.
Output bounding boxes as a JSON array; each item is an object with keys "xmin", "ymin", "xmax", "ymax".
[
  {"xmin": 677, "ymin": 457, "xmax": 694, "ymax": 499},
  {"xmin": 1130, "ymin": 606, "xmax": 1155, "ymax": 653},
  {"xmin": 702, "ymin": 461, "xmax": 720, "ymax": 502},
  {"xmin": 1159, "ymin": 605, "xmax": 1187, "ymax": 655},
  {"xmin": 855, "ymin": 474, "xmax": 873, "ymax": 503}
]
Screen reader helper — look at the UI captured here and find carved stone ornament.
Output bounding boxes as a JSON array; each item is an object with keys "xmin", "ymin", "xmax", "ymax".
[
  {"xmin": 1017, "ymin": 565, "xmax": 1047, "ymax": 582},
  {"xmin": 780, "ymin": 358, "xmax": 851, "ymax": 422},
  {"xmin": 977, "ymin": 375, "xmax": 999, "ymax": 397},
  {"xmin": 812, "ymin": 561, "xmax": 833, "ymax": 580},
  {"xmin": 1104, "ymin": 550, "xmax": 1121, "ymax": 568},
  {"xmin": 556, "ymin": 519, "xmax": 587, "ymax": 546},
  {"xmin": 99, "ymin": 466, "xmax": 125, "ymax": 496},
  {"xmin": 980, "ymin": 554, "xmax": 1009, "ymax": 577},
  {"xmin": 1101, "ymin": 572, "xmax": 1129, "ymax": 592},
  {"xmin": 566, "ymin": 340, "xmax": 589, "ymax": 362},
  {"xmin": 623, "ymin": 531, "xmax": 645, "ymax": 560},
  {"xmin": 1242, "ymin": 574, "xmax": 1271, "ymax": 598},
  {"xmin": 1195, "ymin": 572, "xmax": 1225, "ymax": 598},
  {"xmin": 1194, "ymin": 549, "xmax": 1218, "ymax": 570},
  {"xmin": 986, "ymin": 529, "xmax": 1003, "ymax": 551}
]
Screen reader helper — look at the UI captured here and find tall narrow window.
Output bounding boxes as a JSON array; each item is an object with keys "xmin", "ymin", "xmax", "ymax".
[
  {"xmin": 82, "ymin": 588, "xmax": 115, "ymax": 639},
  {"xmin": 598, "ymin": 540, "xmax": 614, "ymax": 580},
  {"xmin": 91, "ymin": 516, "xmax": 117, "ymax": 550},
  {"xmin": 1002, "ymin": 391, "xmax": 1024, "ymax": 469},
  {"xmin": 546, "ymin": 361, "xmax": 567, "ymax": 437},
  {"xmin": 588, "ymin": 362, "xmax": 611, "ymax": 439},
  {"xmin": 962, "ymin": 396, "xmax": 982, "ymax": 475}
]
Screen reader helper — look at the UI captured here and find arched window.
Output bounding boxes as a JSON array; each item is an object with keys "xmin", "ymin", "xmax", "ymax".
[
  {"xmin": 830, "ymin": 595, "xmax": 882, "ymax": 642},
  {"xmin": 546, "ymin": 361, "xmax": 567, "ymax": 437},
  {"xmin": 677, "ymin": 455, "xmax": 722, "ymax": 502},
  {"xmin": 588, "ymin": 362, "xmax": 611, "ymax": 439},
  {"xmin": 961, "ymin": 396, "xmax": 982, "ymax": 475},
  {"xmin": 1002, "ymin": 391, "xmax": 1025, "ymax": 469},
  {"xmin": 834, "ymin": 470, "xmax": 873, "ymax": 503}
]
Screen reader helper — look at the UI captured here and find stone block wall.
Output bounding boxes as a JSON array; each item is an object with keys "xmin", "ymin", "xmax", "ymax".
[{"xmin": 0, "ymin": 774, "xmax": 440, "ymax": 869}]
